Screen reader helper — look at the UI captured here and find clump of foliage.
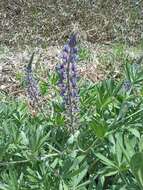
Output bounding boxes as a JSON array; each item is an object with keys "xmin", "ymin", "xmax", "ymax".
[{"xmin": 1, "ymin": 34, "xmax": 143, "ymax": 190}]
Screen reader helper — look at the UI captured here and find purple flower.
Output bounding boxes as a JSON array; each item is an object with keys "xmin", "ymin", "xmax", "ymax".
[
  {"xmin": 71, "ymin": 63, "xmax": 77, "ymax": 72},
  {"xmin": 63, "ymin": 44, "xmax": 70, "ymax": 53},
  {"xmin": 71, "ymin": 78, "xmax": 77, "ymax": 88},
  {"xmin": 123, "ymin": 80, "xmax": 131, "ymax": 92}
]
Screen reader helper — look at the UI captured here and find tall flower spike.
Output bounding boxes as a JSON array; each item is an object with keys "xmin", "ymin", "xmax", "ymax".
[
  {"xmin": 25, "ymin": 53, "xmax": 40, "ymax": 108},
  {"xmin": 56, "ymin": 33, "xmax": 79, "ymax": 133}
]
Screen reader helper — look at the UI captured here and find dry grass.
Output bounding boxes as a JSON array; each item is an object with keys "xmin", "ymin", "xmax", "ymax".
[
  {"xmin": 0, "ymin": 0, "xmax": 143, "ymax": 47},
  {"xmin": 1, "ymin": 41, "xmax": 142, "ymax": 95},
  {"xmin": 0, "ymin": 0, "xmax": 143, "ymax": 95}
]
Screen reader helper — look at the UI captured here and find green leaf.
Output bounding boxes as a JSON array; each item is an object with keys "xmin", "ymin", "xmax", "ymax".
[
  {"xmin": 59, "ymin": 180, "xmax": 69, "ymax": 190},
  {"xmin": 128, "ymin": 128, "xmax": 140, "ymax": 139},
  {"xmin": 95, "ymin": 153, "xmax": 117, "ymax": 168},
  {"xmin": 118, "ymin": 140, "xmax": 130, "ymax": 164},
  {"xmin": 0, "ymin": 183, "xmax": 7, "ymax": 190},
  {"xmin": 139, "ymin": 136, "xmax": 143, "ymax": 152},
  {"xmin": 130, "ymin": 152, "xmax": 143, "ymax": 189},
  {"xmin": 76, "ymin": 180, "xmax": 90, "ymax": 189},
  {"xmin": 90, "ymin": 119, "xmax": 107, "ymax": 138}
]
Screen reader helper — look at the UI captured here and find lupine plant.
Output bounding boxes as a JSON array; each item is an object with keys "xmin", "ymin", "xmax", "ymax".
[
  {"xmin": 1, "ymin": 36, "xmax": 143, "ymax": 189},
  {"xmin": 56, "ymin": 33, "xmax": 79, "ymax": 133}
]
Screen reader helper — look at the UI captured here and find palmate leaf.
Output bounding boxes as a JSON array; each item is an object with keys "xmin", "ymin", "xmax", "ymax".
[
  {"xmin": 0, "ymin": 169, "xmax": 24, "ymax": 190},
  {"xmin": 64, "ymin": 155, "xmax": 89, "ymax": 189}
]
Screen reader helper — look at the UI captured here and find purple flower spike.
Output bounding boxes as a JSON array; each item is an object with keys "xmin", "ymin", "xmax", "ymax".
[
  {"xmin": 25, "ymin": 62, "xmax": 40, "ymax": 107},
  {"xmin": 56, "ymin": 33, "xmax": 79, "ymax": 132}
]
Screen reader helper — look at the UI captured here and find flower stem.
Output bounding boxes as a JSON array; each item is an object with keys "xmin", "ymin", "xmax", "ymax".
[{"xmin": 67, "ymin": 58, "xmax": 74, "ymax": 134}]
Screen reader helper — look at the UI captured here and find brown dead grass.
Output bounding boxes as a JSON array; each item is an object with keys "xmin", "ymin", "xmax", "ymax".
[{"xmin": 0, "ymin": 0, "xmax": 143, "ymax": 47}]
